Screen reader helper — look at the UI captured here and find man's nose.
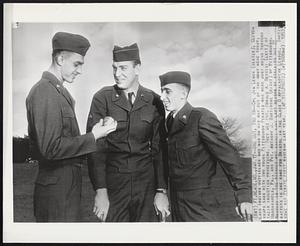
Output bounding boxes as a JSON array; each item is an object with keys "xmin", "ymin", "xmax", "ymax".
[
  {"xmin": 160, "ymin": 91, "xmax": 166, "ymax": 101},
  {"xmin": 76, "ymin": 65, "xmax": 83, "ymax": 75},
  {"xmin": 115, "ymin": 68, "xmax": 121, "ymax": 77}
]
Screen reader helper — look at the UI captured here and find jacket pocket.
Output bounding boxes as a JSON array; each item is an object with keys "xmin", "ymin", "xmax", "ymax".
[
  {"xmin": 61, "ymin": 106, "xmax": 75, "ymax": 136},
  {"xmin": 183, "ymin": 188, "xmax": 220, "ymax": 212},
  {"xmin": 108, "ymin": 112, "xmax": 128, "ymax": 141},
  {"xmin": 141, "ymin": 113, "xmax": 154, "ymax": 139},
  {"xmin": 176, "ymin": 137, "xmax": 200, "ymax": 166},
  {"xmin": 113, "ymin": 113, "xmax": 127, "ymax": 129},
  {"xmin": 35, "ymin": 175, "xmax": 59, "ymax": 186},
  {"xmin": 141, "ymin": 114, "xmax": 153, "ymax": 124},
  {"xmin": 200, "ymin": 188, "xmax": 221, "ymax": 210}
]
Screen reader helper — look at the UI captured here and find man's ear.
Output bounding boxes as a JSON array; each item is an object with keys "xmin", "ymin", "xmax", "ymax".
[
  {"xmin": 134, "ymin": 64, "xmax": 141, "ymax": 75},
  {"xmin": 55, "ymin": 53, "xmax": 64, "ymax": 66},
  {"xmin": 180, "ymin": 88, "xmax": 187, "ymax": 99}
]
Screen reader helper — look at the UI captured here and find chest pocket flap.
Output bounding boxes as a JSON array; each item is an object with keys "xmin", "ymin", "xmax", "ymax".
[
  {"xmin": 141, "ymin": 107, "xmax": 155, "ymax": 123},
  {"xmin": 176, "ymin": 136, "xmax": 200, "ymax": 149},
  {"xmin": 109, "ymin": 111, "xmax": 127, "ymax": 132},
  {"xmin": 141, "ymin": 114, "xmax": 154, "ymax": 123},
  {"xmin": 112, "ymin": 112, "xmax": 127, "ymax": 122},
  {"xmin": 62, "ymin": 106, "xmax": 75, "ymax": 118}
]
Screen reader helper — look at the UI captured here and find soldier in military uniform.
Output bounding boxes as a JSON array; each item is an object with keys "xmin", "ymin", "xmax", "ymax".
[
  {"xmin": 159, "ymin": 71, "xmax": 253, "ymax": 222},
  {"xmin": 26, "ymin": 32, "xmax": 117, "ymax": 222},
  {"xmin": 86, "ymin": 43, "xmax": 170, "ymax": 222}
]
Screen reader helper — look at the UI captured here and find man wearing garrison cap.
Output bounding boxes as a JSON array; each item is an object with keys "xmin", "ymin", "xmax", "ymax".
[
  {"xmin": 160, "ymin": 71, "xmax": 253, "ymax": 222},
  {"xmin": 87, "ymin": 43, "xmax": 170, "ymax": 222},
  {"xmin": 26, "ymin": 32, "xmax": 117, "ymax": 222}
]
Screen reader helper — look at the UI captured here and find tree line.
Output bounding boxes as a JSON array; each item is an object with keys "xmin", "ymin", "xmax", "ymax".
[
  {"xmin": 13, "ymin": 117, "xmax": 249, "ymax": 163},
  {"xmin": 13, "ymin": 136, "xmax": 30, "ymax": 163}
]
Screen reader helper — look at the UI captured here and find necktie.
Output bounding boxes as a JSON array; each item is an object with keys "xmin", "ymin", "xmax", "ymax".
[
  {"xmin": 166, "ymin": 112, "xmax": 174, "ymax": 133},
  {"xmin": 128, "ymin": 92, "xmax": 134, "ymax": 108}
]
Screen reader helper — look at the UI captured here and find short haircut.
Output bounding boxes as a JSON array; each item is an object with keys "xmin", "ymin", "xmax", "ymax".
[
  {"xmin": 133, "ymin": 59, "xmax": 141, "ymax": 66},
  {"xmin": 177, "ymin": 83, "xmax": 190, "ymax": 97},
  {"xmin": 52, "ymin": 50, "xmax": 73, "ymax": 63},
  {"xmin": 52, "ymin": 49, "xmax": 63, "ymax": 59}
]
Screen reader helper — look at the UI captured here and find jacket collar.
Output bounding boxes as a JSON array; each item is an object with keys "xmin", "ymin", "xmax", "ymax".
[
  {"xmin": 176, "ymin": 102, "xmax": 193, "ymax": 125},
  {"xmin": 132, "ymin": 85, "xmax": 152, "ymax": 112},
  {"xmin": 168, "ymin": 102, "xmax": 193, "ymax": 136},
  {"xmin": 111, "ymin": 84, "xmax": 152, "ymax": 112},
  {"xmin": 42, "ymin": 71, "xmax": 75, "ymax": 108},
  {"xmin": 42, "ymin": 71, "xmax": 63, "ymax": 90}
]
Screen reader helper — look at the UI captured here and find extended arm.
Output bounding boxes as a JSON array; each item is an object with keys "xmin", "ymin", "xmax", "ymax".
[
  {"xmin": 152, "ymin": 96, "xmax": 170, "ymax": 220},
  {"xmin": 86, "ymin": 92, "xmax": 110, "ymax": 221},
  {"xmin": 26, "ymin": 85, "xmax": 97, "ymax": 160},
  {"xmin": 198, "ymin": 109, "xmax": 252, "ymax": 221}
]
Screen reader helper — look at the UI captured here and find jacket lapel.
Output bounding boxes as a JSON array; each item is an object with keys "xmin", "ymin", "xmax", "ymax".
[
  {"xmin": 61, "ymin": 87, "xmax": 75, "ymax": 109},
  {"xmin": 111, "ymin": 85, "xmax": 131, "ymax": 112},
  {"xmin": 168, "ymin": 102, "xmax": 193, "ymax": 136},
  {"xmin": 131, "ymin": 85, "xmax": 151, "ymax": 112}
]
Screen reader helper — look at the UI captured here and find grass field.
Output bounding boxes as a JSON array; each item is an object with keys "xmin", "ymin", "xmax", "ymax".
[{"xmin": 13, "ymin": 158, "xmax": 251, "ymax": 222}]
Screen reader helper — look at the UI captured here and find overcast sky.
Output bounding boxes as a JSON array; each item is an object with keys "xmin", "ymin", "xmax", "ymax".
[{"xmin": 12, "ymin": 22, "xmax": 251, "ymax": 153}]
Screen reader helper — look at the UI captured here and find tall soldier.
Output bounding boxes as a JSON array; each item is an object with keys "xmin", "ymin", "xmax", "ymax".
[
  {"xmin": 159, "ymin": 71, "xmax": 253, "ymax": 222},
  {"xmin": 87, "ymin": 43, "xmax": 170, "ymax": 222},
  {"xmin": 26, "ymin": 32, "xmax": 117, "ymax": 222}
]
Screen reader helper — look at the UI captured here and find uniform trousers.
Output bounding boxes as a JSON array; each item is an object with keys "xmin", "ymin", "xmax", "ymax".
[
  {"xmin": 105, "ymin": 165, "xmax": 159, "ymax": 222},
  {"xmin": 34, "ymin": 164, "xmax": 82, "ymax": 222},
  {"xmin": 170, "ymin": 185, "xmax": 220, "ymax": 222}
]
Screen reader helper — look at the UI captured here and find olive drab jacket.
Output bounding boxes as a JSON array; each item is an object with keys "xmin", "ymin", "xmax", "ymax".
[
  {"xmin": 167, "ymin": 102, "xmax": 251, "ymax": 204},
  {"xmin": 86, "ymin": 84, "xmax": 167, "ymax": 190},
  {"xmin": 26, "ymin": 71, "xmax": 97, "ymax": 168}
]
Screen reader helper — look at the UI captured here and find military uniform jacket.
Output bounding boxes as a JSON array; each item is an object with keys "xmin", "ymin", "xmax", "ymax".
[
  {"xmin": 86, "ymin": 85, "xmax": 167, "ymax": 190},
  {"xmin": 26, "ymin": 71, "xmax": 97, "ymax": 169},
  {"xmin": 168, "ymin": 102, "xmax": 251, "ymax": 204}
]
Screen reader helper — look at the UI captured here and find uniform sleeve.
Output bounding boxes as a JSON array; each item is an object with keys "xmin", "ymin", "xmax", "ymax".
[
  {"xmin": 86, "ymin": 92, "xmax": 108, "ymax": 190},
  {"xmin": 198, "ymin": 109, "xmax": 251, "ymax": 203},
  {"xmin": 151, "ymin": 96, "xmax": 168, "ymax": 189},
  {"xmin": 26, "ymin": 85, "xmax": 97, "ymax": 161}
]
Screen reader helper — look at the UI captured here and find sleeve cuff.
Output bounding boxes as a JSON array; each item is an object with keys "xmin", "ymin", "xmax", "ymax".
[
  {"xmin": 235, "ymin": 188, "xmax": 252, "ymax": 204},
  {"xmin": 86, "ymin": 132, "xmax": 97, "ymax": 152},
  {"xmin": 156, "ymin": 188, "xmax": 167, "ymax": 194}
]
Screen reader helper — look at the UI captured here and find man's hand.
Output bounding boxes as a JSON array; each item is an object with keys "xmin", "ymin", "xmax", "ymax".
[
  {"xmin": 93, "ymin": 188, "xmax": 110, "ymax": 222},
  {"xmin": 154, "ymin": 192, "xmax": 170, "ymax": 222},
  {"xmin": 235, "ymin": 202, "xmax": 253, "ymax": 222},
  {"xmin": 92, "ymin": 118, "xmax": 117, "ymax": 140},
  {"xmin": 103, "ymin": 116, "xmax": 115, "ymax": 126}
]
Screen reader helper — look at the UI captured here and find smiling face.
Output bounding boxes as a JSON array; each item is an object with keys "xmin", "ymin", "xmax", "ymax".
[
  {"xmin": 112, "ymin": 60, "xmax": 140, "ymax": 90},
  {"xmin": 59, "ymin": 51, "xmax": 84, "ymax": 83},
  {"xmin": 161, "ymin": 83, "xmax": 189, "ymax": 112}
]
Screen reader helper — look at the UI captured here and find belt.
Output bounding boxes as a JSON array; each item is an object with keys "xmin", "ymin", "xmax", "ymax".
[
  {"xmin": 106, "ymin": 165, "xmax": 151, "ymax": 174},
  {"xmin": 73, "ymin": 163, "xmax": 83, "ymax": 168},
  {"xmin": 38, "ymin": 157, "xmax": 84, "ymax": 168}
]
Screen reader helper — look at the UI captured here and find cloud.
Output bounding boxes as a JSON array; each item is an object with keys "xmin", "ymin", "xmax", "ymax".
[{"xmin": 12, "ymin": 22, "xmax": 251, "ymax": 139}]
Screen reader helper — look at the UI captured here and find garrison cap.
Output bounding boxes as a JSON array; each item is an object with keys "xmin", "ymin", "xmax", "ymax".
[
  {"xmin": 159, "ymin": 71, "xmax": 191, "ymax": 89},
  {"xmin": 113, "ymin": 43, "xmax": 140, "ymax": 63},
  {"xmin": 52, "ymin": 32, "xmax": 90, "ymax": 56}
]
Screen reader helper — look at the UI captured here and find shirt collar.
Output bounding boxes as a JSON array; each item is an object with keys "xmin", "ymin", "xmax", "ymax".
[
  {"xmin": 127, "ymin": 82, "xmax": 139, "ymax": 97},
  {"xmin": 122, "ymin": 83, "xmax": 139, "ymax": 101}
]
